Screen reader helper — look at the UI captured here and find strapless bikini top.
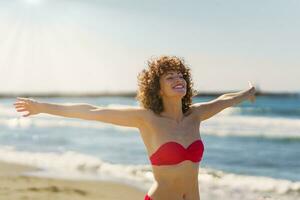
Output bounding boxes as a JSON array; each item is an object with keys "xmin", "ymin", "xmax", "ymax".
[{"xmin": 149, "ymin": 139, "xmax": 204, "ymax": 166}]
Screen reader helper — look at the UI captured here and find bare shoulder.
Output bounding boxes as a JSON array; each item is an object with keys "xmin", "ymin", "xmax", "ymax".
[
  {"xmin": 135, "ymin": 107, "xmax": 153, "ymax": 119},
  {"xmin": 187, "ymin": 105, "xmax": 201, "ymax": 119},
  {"xmin": 190, "ymin": 102, "xmax": 211, "ymax": 119},
  {"xmin": 134, "ymin": 108, "xmax": 157, "ymax": 135},
  {"xmin": 141, "ymin": 108, "xmax": 157, "ymax": 121},
  {"xmin": 127, "ymin": 106, "xmax": 155, "ymax": 124}
]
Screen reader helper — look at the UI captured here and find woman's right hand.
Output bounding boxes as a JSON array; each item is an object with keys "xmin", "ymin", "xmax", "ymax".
[
  {"xmin": 247, "ymin": 81, "xmax": 256, "ymax": 103},
  {"xmin": 13, "ymin": 97, "xmax": 41, "ymax": 117}
]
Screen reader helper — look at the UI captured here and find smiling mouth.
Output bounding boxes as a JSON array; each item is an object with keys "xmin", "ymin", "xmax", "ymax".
[{"xmin": 173, "ymin": 84, "xmax": 185, "ymax": 89}]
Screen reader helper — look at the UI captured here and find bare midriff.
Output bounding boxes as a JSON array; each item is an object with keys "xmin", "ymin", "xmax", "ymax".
[{"xmin": 147, "ymin": 161, "xmax": 200, "ymax": 200}]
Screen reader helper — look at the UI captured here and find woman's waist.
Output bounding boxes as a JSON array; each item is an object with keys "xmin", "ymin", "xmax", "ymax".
[
  {"xmin": 152, "ymin": 174, "xmax": 198, "ymax": 190},
  {"xmin": 148, "ymin": 181, "xmax": 199, "ymax": 200},
  {"xmin": 155, "ymin": 175, "xmax": 198, "ymax": 185},
  {"xmin": 152, "ymin": 163, "xmax": 199, "ymax": 182}
]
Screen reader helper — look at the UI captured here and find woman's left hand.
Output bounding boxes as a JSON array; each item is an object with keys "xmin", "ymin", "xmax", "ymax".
[{"xmin": 247, "ymin": 81, "xmax": 256, "ymax": 103}]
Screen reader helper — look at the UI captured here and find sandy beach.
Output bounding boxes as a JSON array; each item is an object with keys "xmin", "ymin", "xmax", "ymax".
[{"xmin": 0, "ymin": 161, "xmax": 145, "ymax": 200}]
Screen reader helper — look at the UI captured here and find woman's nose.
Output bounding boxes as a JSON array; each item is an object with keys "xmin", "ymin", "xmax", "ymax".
[
  {"xmin": 175, "ymin": 76, "xmax": 184, "ymax": 82},
  {"xmin": 174, "ymin": 76, "xmax": 182, "ymax": 81}
]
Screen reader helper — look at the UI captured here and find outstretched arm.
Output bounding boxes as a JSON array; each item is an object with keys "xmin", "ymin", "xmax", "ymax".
[
  {"xmin": 13, "ymin": 97, "xmax": 148, "ymax": 128},
  {"xmin": 192, "ymin": 81, "xmax": 256, "ymax": 121}
]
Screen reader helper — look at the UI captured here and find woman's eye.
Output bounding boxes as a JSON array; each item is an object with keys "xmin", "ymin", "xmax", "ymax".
[{"xmin": 167, "ymin": 76, "xmax": 183, "ymax": 80}]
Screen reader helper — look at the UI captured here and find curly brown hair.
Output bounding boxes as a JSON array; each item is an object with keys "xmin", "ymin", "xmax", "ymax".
[{"xmin": 136, "ymin": 55, "xmax": 198, "ymax": 114}]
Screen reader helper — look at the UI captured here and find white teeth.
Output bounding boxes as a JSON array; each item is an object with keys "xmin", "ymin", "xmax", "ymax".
[{"xmin": 174, "ymin": 85, "xmax": 184, "ymax": 89}]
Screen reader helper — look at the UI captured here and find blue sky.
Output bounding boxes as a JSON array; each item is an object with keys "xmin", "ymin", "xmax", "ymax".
[{"xmin": 0, "ymin": 0, "xmax": 299, "ymax": 93}]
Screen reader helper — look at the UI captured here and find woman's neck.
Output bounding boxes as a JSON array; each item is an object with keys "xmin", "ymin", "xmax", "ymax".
[{"xmin": 161, "ymin": 97, "xmax": 183, "ymax": 123}]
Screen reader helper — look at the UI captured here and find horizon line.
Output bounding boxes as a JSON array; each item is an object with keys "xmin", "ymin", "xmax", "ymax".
[{"xmin": 0, "ymin": 89, "xmax": 299, "ymax": 98}]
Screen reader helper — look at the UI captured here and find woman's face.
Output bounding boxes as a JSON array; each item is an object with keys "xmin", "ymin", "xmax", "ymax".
[{"xmin": 159, "ymin": 70, "xmax": 187, "ymax": 98}]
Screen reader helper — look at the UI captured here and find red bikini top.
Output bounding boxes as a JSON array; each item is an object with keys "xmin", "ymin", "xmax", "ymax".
[{"xmin": 149, "ymin": 139, "xmax": 204, "ymax": 166}]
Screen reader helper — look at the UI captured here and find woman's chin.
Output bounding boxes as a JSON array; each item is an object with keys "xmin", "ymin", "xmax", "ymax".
[{"xmin": 171, "ymin": 91, "xmax": 186, "ymax": 97}]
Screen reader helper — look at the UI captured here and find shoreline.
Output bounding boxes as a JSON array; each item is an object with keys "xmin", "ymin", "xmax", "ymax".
[
  {"xmin": 0, "ymin": 161, "xmax": 145, "ymax": 200},
  {"xmin": 0, "ymin": 160, "xmax": 299, "ymax": 200},
  {"xmin": 0, "ymin": 90, "xmax": 299, "ymax": 98}
]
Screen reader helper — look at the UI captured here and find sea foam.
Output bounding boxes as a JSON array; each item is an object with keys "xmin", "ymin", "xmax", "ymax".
[{"xmin": 0, "ymin": 146, "xmax": 299, "ymax": 200}]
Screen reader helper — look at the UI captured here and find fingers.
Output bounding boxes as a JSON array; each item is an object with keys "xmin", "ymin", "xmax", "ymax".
[
  {"xmin": 17, "ymin": 97, "xmax": 29, "ymax": 101},
  {"xmin": 14, "ymin": 102, "xmax": 27, "ymax": 108},
  {"xmin": 23, "ymin": 113, "xmax": 31, "ymax": 117},
  {"xmin": 14, "ymin": 97, "xmax": 31, "ymax": 117},
  {"xmin": 247, "ymin": 81, "xmax": 257, "ymax": 95},
  {"xmin": 14, "ymin": 106, "xmax": 30, "ymax": 117},
  {"xmin": 247, "ymin": 81, "xmax": 256, "ymax": 104},
  {"xmin": 13, "ymin": 102, "xmax": 26, "ymax": 106},
  {"xmin": 14, "ymin": 97, "xmax": 31, "ymax": 108},
  {"xmin": 16, "ymin": 97, "xmax": 32, "ymax": 104},
  {"xmin": 16, "ymin": 108, "xmax": 27, "ymax": 112},
  {"xmin": 16, "ymin": 108, "xmax": 31, "ymax": 117},
  {"xmin": 248, "ymin": 81, "xmax": 253, "ymax": 88},
  {"xmin": 15, "ymin": 106, "xmax": 29, "ymax": 113}
]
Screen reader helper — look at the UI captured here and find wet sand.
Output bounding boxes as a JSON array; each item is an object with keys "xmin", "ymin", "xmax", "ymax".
[{"xmin": 0, "ymin": 161, "xmax": 145, "ymax": 200}]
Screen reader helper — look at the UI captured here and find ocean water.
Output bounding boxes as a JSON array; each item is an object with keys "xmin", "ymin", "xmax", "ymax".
[{"xmin": 0, "ymin": 95, "xmax": 299, "ymax": 199}]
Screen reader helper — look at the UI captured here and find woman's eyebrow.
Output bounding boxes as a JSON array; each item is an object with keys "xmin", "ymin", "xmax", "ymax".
[{"xmin": 166, "ymin": 72, "xmax": 181, "ymax": 75}]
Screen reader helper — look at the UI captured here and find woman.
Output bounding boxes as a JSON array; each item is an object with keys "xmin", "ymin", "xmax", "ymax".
[{"xmin": 14, "ymin": 55, "xmax": 256, "ymax": 200}]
